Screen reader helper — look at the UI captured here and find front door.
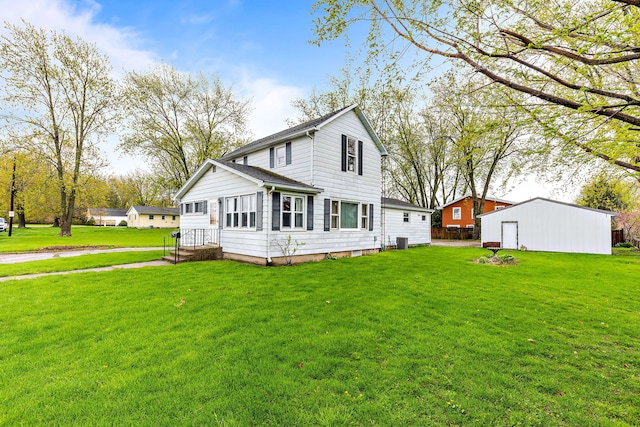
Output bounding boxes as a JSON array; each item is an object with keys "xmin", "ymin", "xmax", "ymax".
[{"xmin": 502, "ymin": 221, "xmax": 518, "ymax": 249}]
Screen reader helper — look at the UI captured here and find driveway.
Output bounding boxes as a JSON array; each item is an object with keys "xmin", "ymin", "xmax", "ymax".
[{"xmin": 431, "ymin": 239, "xmax": 481, "ymax": 247}]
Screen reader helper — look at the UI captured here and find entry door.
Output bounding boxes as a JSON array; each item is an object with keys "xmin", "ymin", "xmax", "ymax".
[{"xmin": 502, "ymin": 222, "xmax": 518, "ymax": 249}]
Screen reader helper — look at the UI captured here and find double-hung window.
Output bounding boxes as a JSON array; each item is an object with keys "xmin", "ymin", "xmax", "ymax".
[
  {"xmin": 346, "ymin": 137, "xmax": 356, "ymax": 172},
  {"xmin": 327, "ymin": 199, "xmax": 372, "ymax": 231},
  {"xmin": 452, "ymin": 207, "xmax": 461, "ymax": 220},
  {"xmin": 403, "ymin": 212, "xmax": 410, "ymax": 223},
  {"xmin": 226, "ymin": 195, "xmax": 257, "ymax": 229},
  {"xmin": 282, "ymin": 195, "xmax": 304, "ymax": 229}
]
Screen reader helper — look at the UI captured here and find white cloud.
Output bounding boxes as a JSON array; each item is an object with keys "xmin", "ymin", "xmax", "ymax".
[
  {"xmin": 238, "ymin": 73, "xmax": 306, "ymax": 139},
  {"xmin": 0, "ymin": 0, "xmax": 157, "ymax": 77}
]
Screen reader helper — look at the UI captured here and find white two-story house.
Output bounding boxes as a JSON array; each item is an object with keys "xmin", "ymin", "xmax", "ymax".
[{"xmin": 174, "ymin": 105, "xmax": 394, "ymax": 264}]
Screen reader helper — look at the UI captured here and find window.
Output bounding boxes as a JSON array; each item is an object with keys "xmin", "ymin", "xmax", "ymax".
[
  {"xmin": 495, "ymin": 205, "xmax": 505, "ymax": 210},
  {"xmin": 422, "ymin": 215, "xmax": 427, "ymax": 221},
  {"xmin": 403, "ymin": 212, "xmax": 410, "ymax": 223},
  {"xmin": 172, "ymin": 216, "xmax": 176, "ymax": 220},
  {"xmin": 346, "ymin": 137, "xmax": 356, "ymax": 172},
  {"xmin": 282, "ymin": 195, "xmax": 304, "ymax": 229},
  {"xmin": 340, "ymin": 201, "xmax": 358, "ymax": 229},
  {"xmin": 226, "ymin": 195, "xmax": 257, "ymax": 229},
  {"xmin": 276, "ymin": 146, "xmax": 286, "ymax": 167},
  {"xmin": 149, "ymin": 215, "xmax": 155, "ymax": 220},
  {"xmin": 331, "ymin": 201, "xmax": 339, "ymax": 229},
  {"xmin": 452, "ymin": 207, "xmax": 461, "ymax": 220},
  {"xmin": 161, "ymin": 215, "xmax": 166, "ymax": 220},
  {"xmin": 185, "ymin": 203, "xmax": 193, "ymax": 214},
  {"xmin": 361, "ymin": 204, "xmax": 368, "ymax": 229},
  {"xmin": 194, "ymin": 201, "xmax": 204, "ymax": 213},
  {"xmin": 243, "ymin": 156, "xmax": 248, "ymax": 165}
]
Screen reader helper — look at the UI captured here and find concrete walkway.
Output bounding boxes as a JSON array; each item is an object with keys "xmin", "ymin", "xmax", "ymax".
[
  {"xmin": 0, "ymin": 247, "xmax": 171, "ymax": 282},
  {"xmin": 431, "ymin": 239, "xmax": 481, "ymax": 247}
]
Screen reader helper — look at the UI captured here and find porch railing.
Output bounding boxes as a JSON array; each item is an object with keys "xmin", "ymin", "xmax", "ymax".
[{"xmin": 178, "ymin": 228, "xmax": 219, "ymax": 249}]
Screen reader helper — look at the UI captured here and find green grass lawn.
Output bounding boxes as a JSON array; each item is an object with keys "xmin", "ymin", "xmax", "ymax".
[
  {"xmin": 0, "ymin": 251, "xmax": 164, "ymax": 277},
  {"xmin": 0, "ymin": 225, "xmax": 173, "ymax": 252},
  {"xmin": 1, "ymin": 246, "xmax": 638, "ymax": 426}
]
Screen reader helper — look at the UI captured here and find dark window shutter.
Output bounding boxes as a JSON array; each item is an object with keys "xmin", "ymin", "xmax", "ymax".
[
  {"xmin": 218, "ymin": 198, "xmax": 224, "ymax": 229},
  {"xmin": 358, "ymin": 140, "xmax": 363, "ymax": 175},
  {"xmin": 180, "ymin": 203, "xmax": 183, "ymax": 215},
  {"xmin": 306, "ymin": 195, "xmax": 314, "ymax": 230},
  {"xmin": 341, "ymin": 135, "xmax": 347, "ymax": 172},
  {"xmin": 324, "ymin": 198, "xmax": 331, "ymax": 231},
  {"xmin": 286, "ymin": 142, "xmax": 292, "ymax": 165},
  {"xmin": 256, "ymin": 191, "xmax": 263, "ymax": 231},
  {"xmin": 270, "ymin": 147, "xmax": 275, "ymax": 168},
  {"xmin": 272, "ymin": 192, "xmax": 281, "ymax": 231},
  {"xmin": 203, "ymin": 200, "xmax": 208, "ymax": 215},
  {"xmin": 369, "ymin": 203, "xmax": 374, "ymax": 231}
]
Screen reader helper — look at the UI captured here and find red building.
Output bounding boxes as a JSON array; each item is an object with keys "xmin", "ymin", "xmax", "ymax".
[{"xmin": 439, "ymin": 196, "xmax": 514, "ymax": 228}]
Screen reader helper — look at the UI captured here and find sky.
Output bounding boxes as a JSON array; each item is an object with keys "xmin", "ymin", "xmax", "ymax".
[{"xmin": 0, "ymin": 0, "xmax": 570, "ymax": 202}]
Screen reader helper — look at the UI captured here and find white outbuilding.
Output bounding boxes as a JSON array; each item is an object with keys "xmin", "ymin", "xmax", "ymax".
[
  {"xmin": 479, "ymin": 197, "xmax": 617, "ymax": 255},
  {"xmin": 381, "ymin": 197, "xmax": 434, "ymax": 249}
]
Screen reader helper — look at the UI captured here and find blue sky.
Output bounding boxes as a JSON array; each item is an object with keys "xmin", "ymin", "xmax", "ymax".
[{"xmin": 0, "ymin": 0, "xmax": 566, "ymax": 200}]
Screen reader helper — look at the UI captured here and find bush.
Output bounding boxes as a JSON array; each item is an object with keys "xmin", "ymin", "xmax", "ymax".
[
  {"xmin": 615, "ymin": 241, "xmax": 634, "ymax": 248},
  {"xmin": 119, "ymin": 220, "xmax": 128, "ymax": 227},
  {"xmin": 499, "ymin": 254, "xmax": 515, "ymax": 262}
]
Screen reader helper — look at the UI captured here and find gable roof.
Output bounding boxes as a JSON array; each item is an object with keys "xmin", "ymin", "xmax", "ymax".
[
  {"xmin": 382, "ymin": 197, "xmax": 434, "ymax": 213},
  {"xmin": 127, "ymin": 206, "xmax": 180, "ymax": 216},
  {"xmin": 477, "ymin": 197, "xmax": 618, "ymax": 218},
  {"xmin": 87, "ymin": 208, "xmax": 127, "ymax": 217},
  {"xmin": 174, "ymin": 159, "xmax": 322, "ymax": 200},
  {"xmin": 221, "ymin": 104, "xmax": 387, "ymax": 160},
  {"xmin": 437, "ymin": 195, "xmax": 515, "ymax": 210}
]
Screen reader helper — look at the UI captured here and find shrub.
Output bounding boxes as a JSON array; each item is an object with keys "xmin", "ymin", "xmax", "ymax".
[{"xmin": 119, "ymin": 220, "xmax": 128, "ymax": 227}]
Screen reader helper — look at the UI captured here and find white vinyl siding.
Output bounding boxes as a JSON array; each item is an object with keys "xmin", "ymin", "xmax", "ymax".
[{"xmin": 383, "ymin": 207, "xmax": 432, "ymax": 247}]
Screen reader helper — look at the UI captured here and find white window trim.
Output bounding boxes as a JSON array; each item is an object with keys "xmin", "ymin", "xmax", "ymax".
[
  {"xmin": 330, "ymin": 199, "xmax": 366, "ymax": 231},
  {"xmin": 452, "ymin": 207, "xmax": 461, "ymax": 220},
  {"xmin": 281, "ymin": 194, "xmax": 305, "ymax": 230},
  {"xmin": 225, "ymin": 195, "xmax": 257, "ymax": 229}
]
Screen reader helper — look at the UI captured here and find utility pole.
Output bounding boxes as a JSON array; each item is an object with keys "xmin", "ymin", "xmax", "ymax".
[{"xmin": 8, "ymin": 155, "xmax": 16, "ymax": 237}]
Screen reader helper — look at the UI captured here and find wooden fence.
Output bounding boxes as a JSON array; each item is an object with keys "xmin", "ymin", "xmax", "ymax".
[
  {"xmin": 432, "ymin": 227, "xmax": 626, "ymax": 246},
  {"xmin": 431, "ymin": 227, "xmax": 475, "ymax": 240}
]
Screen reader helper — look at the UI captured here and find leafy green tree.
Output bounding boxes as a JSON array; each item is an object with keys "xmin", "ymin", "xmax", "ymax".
[
  {"xmin": 577, "ymin": 174, "xmax": 632, "ymax": 212},
  {"xmin": 0, "ymin": 22, "xmax": 117, "ymax": 236},
  {"xmin": 312, "ymin": 0, "xmax": 640, "ymax": 178},
  {"xmin": 120, "ymin": 64, "xmax": 251, "ymax": 191}
]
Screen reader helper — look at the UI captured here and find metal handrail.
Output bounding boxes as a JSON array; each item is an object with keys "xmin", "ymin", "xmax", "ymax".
[{"xmin": 178, "ymin": 228, "xmax": 218, "ymax": 250}]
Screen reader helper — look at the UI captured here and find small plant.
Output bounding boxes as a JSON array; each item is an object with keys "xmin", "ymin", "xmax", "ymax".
[
  {"xmin": 326, "ymin": 252, "xmax": 337, "ymax": 260},
  {"xmin": 478, "ymin": 256, "xmax": 490, "ymax": 264},
  {"xmin": 499, "ymin": 254, "xmax": 515, "ymax": 262},
  {"xmin": 273, "ymin": 235, "xmax": 305, "ymax": 265},
  {"xmin": 614, "ymin": 241, "xmax": 634, "ymax": 248},
  {"xmin": 119, "ymin": 220, "xmax": 128, "ymax": 227}
]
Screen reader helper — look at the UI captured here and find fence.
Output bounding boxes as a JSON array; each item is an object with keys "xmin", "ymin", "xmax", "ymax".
[
  {"xmin": 431, "ymin": 227, "xmax": 475, "ymax": 240},
  {"xmin": 611, "ymin": 229, "xmax": 624, "ymax": 246}
]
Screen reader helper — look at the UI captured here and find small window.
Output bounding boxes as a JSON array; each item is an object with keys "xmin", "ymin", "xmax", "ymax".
[
  {"xmin": 421, "ymin": 215, "xmax": 427, "ymax": 221},
  {"xmin": 361, "ymin": 204, "xmax": 368, "ymax": 229},
  {"xmin": 276, "ymin": 146, "xmax": 286, "ymax": 167},
  {"xmin": 161, "ymin": 215, "xmax": 166, "ymax": 220},
  {"xmin": 331, "ymin": 201, "xmax": 339, "ymax": 229},
  {"xmin": 185, "ymin": 203, "xmax": 193, "ymax": 214},
  {"xmin": 452, "ymin": 207, "xmax": 461, "ymax": 220},
  {"xmin": 347, "ymin": 137, "xmax": 356, "ymax": 172},
  {"xmin": 282, "ymin": 195, "xmax": 304, "ymax": 229},
  {"xmin": 172, "ymin": 216, "xmax": 176, "ymax": 220},
  {"xmin": 403, "ymin": 212, "xmax": 410, "ymax": 223},
  {"xmin": 243, "ymin": 156, "xmax": 248, "ymax": 165},
  {"xmin": 149, "ymin": 215, "xmax": 155, "ymax": 220},
  {"xmin": 495, "ymin": 205, "xmax": 504, "ymax": 210}
]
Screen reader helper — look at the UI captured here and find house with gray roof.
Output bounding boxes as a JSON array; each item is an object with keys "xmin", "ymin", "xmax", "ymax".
[
  {"xmin": 126, "ymin": 206, "xmax": 180, "ymax": 229},
  {"xmin": 382, "ymin": 198, "xmax": 434, "ymax": 248},
  {"xmin": 86, "ymin": 208, "xmax": 127, "ymax": 226},
  {"xmin": 174, "ymin": 104, "xmax": 396, "ymax": 264}
]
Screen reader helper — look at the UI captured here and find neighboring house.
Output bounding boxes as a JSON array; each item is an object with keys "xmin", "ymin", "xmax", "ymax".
[
  {"xmin": 382, "ymin": 197, "xmax": 433, "ymax": 248},
  {"xmin": 438, "ymin": 195, "xmax": 514, "ymax": 228},
  {"xmin": 174, "ymin": 104, "xmax": 390, "ymax": 265},
  {"xmin": 126, "ymin": 206, "xmax": 180, "ymax": 229},
  {"xmin": 479, "ymin": 197, "xmax": 617, "ymax": 255},
  {"xmin": 86, "ymin": 208, "xmax": 127, "ymax": 226}
]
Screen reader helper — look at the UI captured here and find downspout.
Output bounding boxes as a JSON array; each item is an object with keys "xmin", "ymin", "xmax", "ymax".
[{"xmin": 266, "ymin": 185, "xmax": 274, "ymax": 264}]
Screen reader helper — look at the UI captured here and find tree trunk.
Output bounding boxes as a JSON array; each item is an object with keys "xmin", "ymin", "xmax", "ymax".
[{"xmin": 17, "ymin": 204, "xmax": 26, "ymax": 228}]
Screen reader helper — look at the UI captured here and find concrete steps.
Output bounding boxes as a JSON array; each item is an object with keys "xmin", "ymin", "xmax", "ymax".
[{"xmin": 163, "ymin": 245, "xmax": 223, "ymax": 264}]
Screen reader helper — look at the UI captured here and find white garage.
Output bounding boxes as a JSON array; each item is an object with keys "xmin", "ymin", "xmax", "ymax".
[
  {"xmin": 382, "ymin": 197, "xmax": 433, "ymax": 249},
  {"xmin": 479, "ymin": 197, "xmax": 617, "ymax": 255}
]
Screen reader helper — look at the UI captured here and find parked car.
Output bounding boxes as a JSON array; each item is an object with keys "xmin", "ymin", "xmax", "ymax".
[{"xmin": 0, "ymin": 218, "xmax": 6, "ymax": 232}]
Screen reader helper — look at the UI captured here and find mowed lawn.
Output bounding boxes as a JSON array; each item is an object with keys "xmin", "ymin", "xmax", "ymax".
[{"xmin": 1, "ymin": 246, "xmax": 638, "ymax": 426}]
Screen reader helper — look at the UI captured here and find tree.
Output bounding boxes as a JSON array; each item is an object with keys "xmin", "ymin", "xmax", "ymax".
[
  {"xmin": 312, "ymin": 0, "xmax": 640, "ymax": 178},
  {"xmin": 0, "ymin": 22, "xmax": 117, "ymax": 236},
  {"xmin": 429, "ymin": 73, "xmax": 533, "ymax": 237},
  {"xmin": 576, "ymin": 174, "xmax": 632, "ymax": 211},
  {"xmin": 120, "ymin": 64, "xmax": 251, "ymax": 191}
]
